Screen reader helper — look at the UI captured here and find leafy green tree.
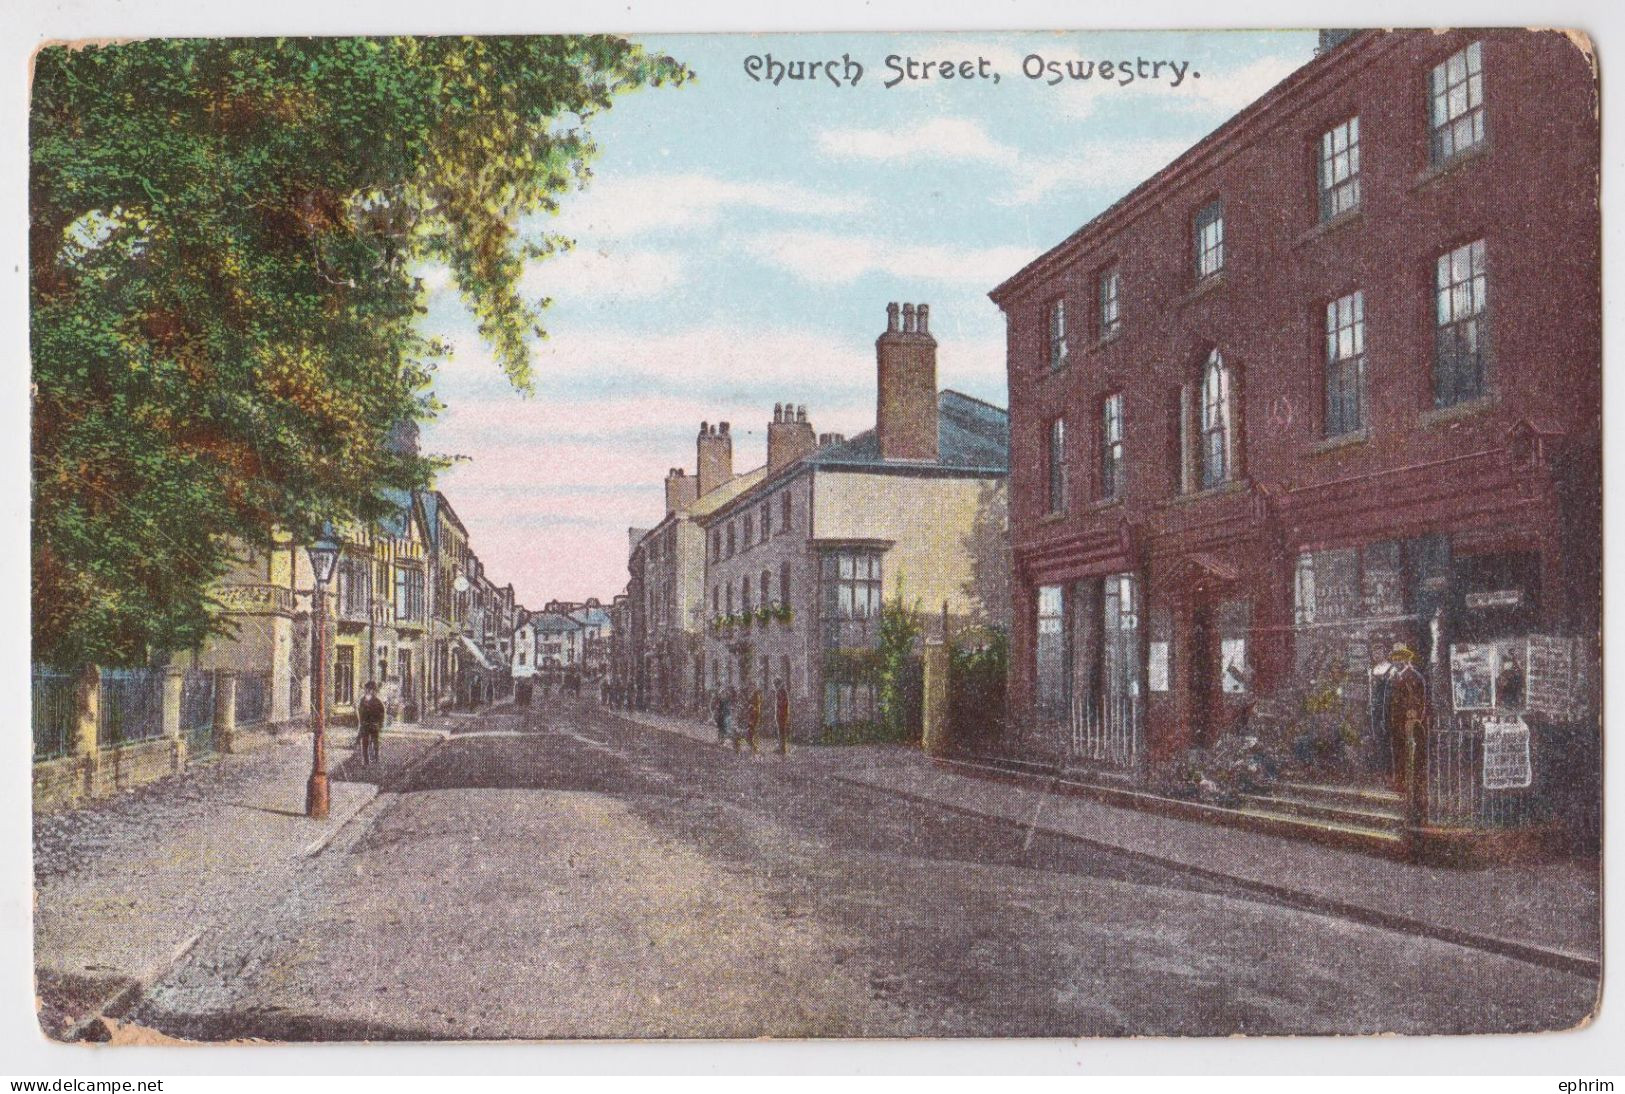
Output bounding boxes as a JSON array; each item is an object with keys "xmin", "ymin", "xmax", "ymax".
[
  {"xmin": 875, "ymin": 588, "xmax": 924, "ymax": 740},
  {"xmin": 31, "ymin": 36, "xmax": 689, "ymax": 667}
]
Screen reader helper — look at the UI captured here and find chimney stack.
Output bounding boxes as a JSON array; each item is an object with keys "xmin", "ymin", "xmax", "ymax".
[
  {"xmin": 875, "ymin": 301, "xmax": 939, "ymax": 463},
  {"xmin": 664, "ymin": 466, "xmax": 698, "ymax": 514},
  {"xmin": 767, "ymin": 399, "xmax": 816, "ymax": 472},
  {"xmin": 696, "ymin": 420, "xmax": 734, "ymax": 496}
]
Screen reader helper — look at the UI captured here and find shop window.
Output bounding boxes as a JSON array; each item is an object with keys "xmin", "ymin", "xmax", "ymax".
[
  {"xmin": 1429, "ymin": 41, "xmax": 1485, "ymax": 165},
  {"xmin": 334, "ymin": 646, "xmax": 356, "ymax": 707},
  {"xmin": 1318, "ymin": 116, "xmax": 1361, "ymax": 221},
  {"xmin": 1325, "ymin": 290, "xmax": 1367, "ymax": 436},
  {"xmin": 1435, "ymin": 239, "xmax": 1489, "ymax": 407},
  {"xmin": 1035, "ymin": 585, "xmax": 1070, "ymax": 723}
]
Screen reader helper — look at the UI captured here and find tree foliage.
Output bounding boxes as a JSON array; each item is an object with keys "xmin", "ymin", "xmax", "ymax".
[{"xmin": 31, "ymin": 36, "xmax": 689, "ymax": 667}]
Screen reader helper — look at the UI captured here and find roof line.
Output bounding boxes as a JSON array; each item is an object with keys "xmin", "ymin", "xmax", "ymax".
[{"xmin": 989, "ymin": 30, "xmax": 1387, "ymax": 304}]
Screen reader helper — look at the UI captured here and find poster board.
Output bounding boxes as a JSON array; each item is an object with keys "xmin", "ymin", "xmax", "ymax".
[
  {"xmin": 1220, "ymin": 638, "xmax": 1247, "ymax": 694},
  {"xmin": 1482, "ymin": 715, "xmax": 1533, "ymax": 790},
  {"xmin": 1524, "ymin": 635, "xmax": 1578, "ymax": 720},
  {"xmin": 1450, "ymin": 643, "xmax": 1496, "ymax": 711},
  {"xmin": 1148, "ymin": 641, "xmax": 1169, "ymax": 693}
]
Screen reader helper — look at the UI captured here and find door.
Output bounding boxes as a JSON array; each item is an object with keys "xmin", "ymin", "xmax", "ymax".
[{"xmin": 1189, "ymin": 601, "xmax": 1218, "ymax": 748}]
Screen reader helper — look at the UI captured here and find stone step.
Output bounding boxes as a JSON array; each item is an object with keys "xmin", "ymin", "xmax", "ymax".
[
  {"xmin": 1237, "ymin": 790, "xmax": 1404, "ymax": 830},
  {"xmin": 1270, "ymin": 779, "xmax": 1403, "ymax": 809}
]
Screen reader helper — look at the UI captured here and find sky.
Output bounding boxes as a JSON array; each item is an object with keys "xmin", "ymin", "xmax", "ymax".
[{"xmin": 416, "ymin": 30, "xmax": 1321, "ymax": 608}]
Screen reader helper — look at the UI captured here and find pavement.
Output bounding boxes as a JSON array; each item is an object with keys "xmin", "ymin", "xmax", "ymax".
[
  {"xmin": 614, "ymin": 707, "xmax": 1601, "ymax": 974},
  {"xmin": 32, "ymin": 698, "xmax": 1601, "ymax": 1041},
  {"xmin": 32, "ymin": 719, "xmax": 448, "ymax": 1041}
]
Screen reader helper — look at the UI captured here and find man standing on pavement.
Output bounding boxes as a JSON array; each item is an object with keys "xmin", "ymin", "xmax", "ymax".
[
  {"xmin": 746, "ymin": 686, "xmax": 762, "ymax": 754},
  {"xmin": 357, "ymin": 680, "xmax": 385, "ymax": 766},
  {"xmin": 775, "ymin": 677, "xmax": 791, "ymax": 755}
]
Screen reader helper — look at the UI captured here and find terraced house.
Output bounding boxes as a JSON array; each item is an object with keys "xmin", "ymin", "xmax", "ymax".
[{"xmin": 990, "ymin": 29, "xmax": 1599, "ymax": 857}]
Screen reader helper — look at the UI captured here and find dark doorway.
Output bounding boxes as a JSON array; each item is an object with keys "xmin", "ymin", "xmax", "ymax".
[{"xmin": 1189, "ymin": 601, "xmax": 1217, "ymax": 748}]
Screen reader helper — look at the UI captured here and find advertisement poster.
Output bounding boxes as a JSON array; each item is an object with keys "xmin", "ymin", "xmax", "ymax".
[{"xmin": 1450, "ymin": 643, "xmax": 1496, "ymax": 711}]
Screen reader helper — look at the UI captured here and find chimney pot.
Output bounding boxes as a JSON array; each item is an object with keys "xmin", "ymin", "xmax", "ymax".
[
  {"xmin": 719, "ymin": 421, "xmax": 729, "ymax": 435},
  {"xmin": 887, "ymin": 302, "xmax": 900, "ymax": 333},
  {"xmin": 918, "ymin": 303, "xmax": 930, "ymax": 334},
  {"xmin": 797, "ymin": 405, "xmax": 807, "ymax": 422},
  {"xmin": 902, "ymin": 303, "xmax": 916, "ymax": 333},
  {"xmin": 773, "ymin": 402, "xmax": 782, "ymax": 422}
]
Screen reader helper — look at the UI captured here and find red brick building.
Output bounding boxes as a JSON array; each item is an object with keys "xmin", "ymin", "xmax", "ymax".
[{"xmin": 990, "ymin": 30, "xmax": 1598, "ymax": 829}]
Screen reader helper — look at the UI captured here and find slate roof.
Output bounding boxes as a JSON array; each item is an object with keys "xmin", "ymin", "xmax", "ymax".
[
  {"xmin": 532, "ymin": 611, "xmax": 583, "ymax": 636},
  {"xmin": 807, "ymin": 390, "xmax": 1009, "ymax": 474}
]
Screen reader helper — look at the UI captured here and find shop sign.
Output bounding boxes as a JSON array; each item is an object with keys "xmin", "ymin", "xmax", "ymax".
[
  {"xmin": 1450, "ymin": 643, "xmax": 1496, "ymax": 711},
  {"xmin": 1482, "ymin": 716, "xmax": 1533, "ymax": 790},
  {"xmin": 1466, "ymin": 589, "xmax": 1523, "ymax": 610}
]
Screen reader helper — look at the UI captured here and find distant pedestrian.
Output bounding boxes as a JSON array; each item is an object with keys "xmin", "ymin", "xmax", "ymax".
[
  {"xmin": 714, "ymin": 691, "xmax": 730, "ymax": 746},
  {"xmin": 775, "ymin": 678, "xmax": 791, "ymax": 755},
  {"xmin": 357, "ymin": 680, "xmax": 385, "ymax": 766},
  {"xmin": 746, "ymin": 687, "xmax": 762, "ymax": 753}
]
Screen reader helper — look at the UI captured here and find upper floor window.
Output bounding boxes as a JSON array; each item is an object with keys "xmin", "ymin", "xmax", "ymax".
[
  {"xmin": 742, "ymin": 575, "xmax": 753, "ymax": 612},
  {"xmin": 1434, "ymin": 239, "xmax": 1489, "ymax": 407},
  {"xmin": 1046, "ymin": 417, "xmax": 1068, "ymax": 514},
  {"xmin": 760, "ymin": 502, "xmax": 771, "ymax": 540},
  {"xmin": 1097, "ymin": 267, "xmax": 1122, "ymax": 340},
  {"xmin": 393, "ymin": 565, "xmax": 425, "ymax": 622},
  {"xmin": 1325, "ymin": 290, "xmax": 1367, "ymax": 436},
  {"xmin": 779, "ymin": 561, "xmax": 791, "ymax": 607},
  {"xmin": 711, "ymin": 529, "xmax": 722, "ymax": 561},
  {"xmin": 1101, "ymin": 393, "xmax": 1126, "ymax": 500},
  {"xmin": 1430, "ymin": 42, "xmax": 1485, "ymax": 165},
  {"xmin": 743, "ymin": 513, "xmax": 754, "ymax": 547},
  {"xmin": 1047, "ymin": 297, "xmax": 1068, "ymax": 370},
  {"xmin": 780, "ymin": 490, "xmax": 792, "ymax": 533},
  {"xmin": 726, "ymin": 522, "xmax": 736, "ymax": 557},
  {"xmin": 1194, "ymin": 201, "xmax": 1225, "ymax": 281},
  {"xmin": 819, "ymin": 546, "xmax": 884, "ymax": 624},
  {"xmin": 1200, "ymin": 352, "xmax": 1230, "ymax": 488},
  {"xmin": 1318, "ymin": 116, "xmax": 1361, "ymax": 221}
]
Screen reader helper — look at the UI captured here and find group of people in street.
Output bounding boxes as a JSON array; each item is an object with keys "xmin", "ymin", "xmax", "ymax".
[{"xmin": 712, "ymin": 680, "xmax": 792, "ymax": 754}]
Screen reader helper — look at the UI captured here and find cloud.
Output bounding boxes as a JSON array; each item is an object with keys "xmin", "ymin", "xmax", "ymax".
[
  {"xmin": 816, "ymin": 117, "xmax": 1015, "ymax": 163},
  {"xmin": 994, "ymin": 138, "xmax": 1190, "ymax": 206},
  {"xmin": 520, "ymin": 247, "xmax": 684, "ymax": 302},
  {"xmin": 551, "ymin": 171, "xmax": 868, "ymax": 238},
  {"xmin": 743, "ymin": 231, "xmax": 1035, "ymax": 287}
]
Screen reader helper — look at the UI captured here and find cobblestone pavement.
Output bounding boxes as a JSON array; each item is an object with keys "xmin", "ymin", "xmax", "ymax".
[{"xmin": 98, "ymin": 698, "xmax": 1599, "ymax": 1041}]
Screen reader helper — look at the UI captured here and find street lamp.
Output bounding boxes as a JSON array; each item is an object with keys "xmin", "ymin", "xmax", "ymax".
[{"xmin": 305, "ymin": 528, "xmax": 341, "ymax": 819}]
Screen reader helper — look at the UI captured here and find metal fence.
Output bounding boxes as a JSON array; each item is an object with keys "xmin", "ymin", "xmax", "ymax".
[
  {"xmin": 1425, "ymin": 712, "xmax": 1541, "ymax": 829},
  {"xmin": 98, "ymin": 667, "xmax": 165, "ymax": 747},
  {"xmin": 32, "ymin": 666, "xmax": 77, "ymax": 761},
  {"xmin": 181, "ymin": 669, "xmax": 215, "ymax": 756},
  {"xmin": 1068, "ymin": 692, "xmax": 1143, "ymax": 770},
  {"xmin": 235, "ymin": 671, "xmax": 271, "ymax": 727}
]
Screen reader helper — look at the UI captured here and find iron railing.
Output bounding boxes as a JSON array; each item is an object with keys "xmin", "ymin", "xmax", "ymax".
[
  {"xmin": 98, "ymin": 667, "xmax": 165, "ymax": 747},
  {"xmin": 1425, "ymin": 712, "xmax": 1542, "ymax": 829},
  {"xmin": 235, "ymin": 671, "xmax": 271, "ymax": 727},
  {"xmin": 181, "ymin": 669, "xmax": 215, "ymax": 755},
  {"xmin": 32, "ymin": 666, "xmax": 77, "ymax": 761},
  {"xmin": 1068, "ymin": 692, "xmax": 1143, "ymax": 770}
]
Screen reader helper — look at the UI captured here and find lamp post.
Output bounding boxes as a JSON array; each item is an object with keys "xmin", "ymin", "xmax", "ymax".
[{"xmin": 305, "ymin": 529, "xmax": 341, "ymax": 819}]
